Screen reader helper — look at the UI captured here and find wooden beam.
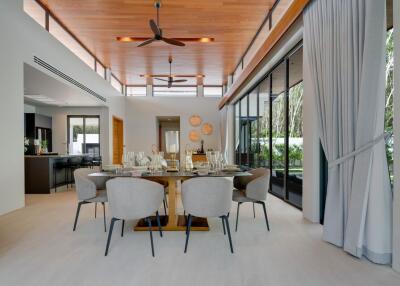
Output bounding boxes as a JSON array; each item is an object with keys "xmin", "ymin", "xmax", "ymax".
[{"xmin": 218, "ymin": 0, "xmax": 310, "ymax": 109}]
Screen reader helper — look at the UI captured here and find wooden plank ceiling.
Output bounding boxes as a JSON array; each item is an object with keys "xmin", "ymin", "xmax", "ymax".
[{"xmin": 38, "ymin": 0, "xmax": 276, "ymax": 85}]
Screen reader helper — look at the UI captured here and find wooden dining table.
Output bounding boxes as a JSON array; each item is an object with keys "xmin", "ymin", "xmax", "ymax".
[{"xmin": 89, "ymin": 170, "xmax": 251, "ymax": 231}]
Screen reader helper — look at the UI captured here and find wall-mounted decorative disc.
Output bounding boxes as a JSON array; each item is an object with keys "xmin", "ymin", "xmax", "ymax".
[
  {"xmin": 189, "ymin": 115, "xmax": 202, "ymax": 127},
  {"xmin": 189, "ymin": 130, "xmax": 201, "ymax": 142},
  {"xmin": 201, "ymin": 123, "xmax": 213, "ymax": 135}
]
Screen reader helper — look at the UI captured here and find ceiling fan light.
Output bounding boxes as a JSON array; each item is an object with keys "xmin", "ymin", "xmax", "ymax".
[
  {"xmin": 199, "ymin": 37, "xmax": 213, "ymax": 43},
  {"xmin": 117, "ymin": 37, "xmax": 133, "ymax": 42}
]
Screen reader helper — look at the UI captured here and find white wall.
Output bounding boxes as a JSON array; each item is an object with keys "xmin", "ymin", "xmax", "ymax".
[
  {"xmin": 392, "ymin": 0, "xmax": 400, "ymax": 273},
  {"xmin": 24, "ymin": 104, "xmax": 36, "ymax": 113},
  {"xmin": 0, "ymin": 0, "xmax": 125, "ymax": 215},
  {"xmin": 35, "ymin": 106, "xmax": 109, "ymax": 162},
  {"xmin": 125, "ymin": 97, "xmax": 221, "ymax": 160}
]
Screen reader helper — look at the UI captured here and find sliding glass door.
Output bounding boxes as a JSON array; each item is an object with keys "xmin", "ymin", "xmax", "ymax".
[
  {"xmin": 235, "ymin": 104, "xmax": 240, "ymax": 164},
  {"xmin": 258, "ymin": 78, "xmax": 270, "ymax": 169},
  {"xmin": 67, "ymin": 116, "xmax": 100, "ymax": 156},
  {"xmin": 287, "ymin": 47, "xmax": 304, "ymax": 207},
  {"xmin": 271, "ymin": 61, "xmax": 287, "ymax": 198},
  {"xmin": 239, "ymin": 96, "xmax": 249, "ymax": 166},
  {"xmin": 234, "ymin": 43, "xmax": 303, "ymax": 208}
]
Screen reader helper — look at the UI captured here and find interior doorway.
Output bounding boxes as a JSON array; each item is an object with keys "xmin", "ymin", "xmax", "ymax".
[
  {"xmin": 157, "ymin": 116, "xmax": 180, "ymax": 160},
  {"xmin": 112, "ymin": 116, "xmax": 124, "ymax": 165}
]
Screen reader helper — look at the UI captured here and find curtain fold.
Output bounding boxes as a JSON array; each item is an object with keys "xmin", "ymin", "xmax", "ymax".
[{"xmin": 304, "ymin": 0, "xmax": 392, "ymax": 264}]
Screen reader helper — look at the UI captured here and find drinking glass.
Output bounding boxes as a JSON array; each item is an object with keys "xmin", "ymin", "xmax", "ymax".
[{"xmin": 128, "ymin": 151, "xmax": 136, "ymax": 166}]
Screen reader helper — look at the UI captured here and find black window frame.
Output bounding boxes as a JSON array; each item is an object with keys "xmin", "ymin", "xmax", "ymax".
[
  {"xmin": 67, "ymin": 115, "xmax": 101, "ymax": 156},
  {"xmin": 233, "ymin": 40, "xmax": 304, "ymax": 210}
]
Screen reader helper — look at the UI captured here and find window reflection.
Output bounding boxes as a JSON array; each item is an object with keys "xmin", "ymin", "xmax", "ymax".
[{"xmin": 234, "ymin": 43, "xmax": 303, "ymax": 208}]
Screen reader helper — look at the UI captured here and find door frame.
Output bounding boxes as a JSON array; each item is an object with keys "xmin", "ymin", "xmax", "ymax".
[{"xmin": 112, "ymin": 116, "xmax": 124, "ymax": 165}]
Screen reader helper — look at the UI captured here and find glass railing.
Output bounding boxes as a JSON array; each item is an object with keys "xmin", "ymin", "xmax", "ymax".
[
  {"xmin": 230, "ymin": 0, "xmax": 293, "ymax": 89},
  {"xmin": 23, "ymin": 0, "xmax": 124, "ymax": 94}
]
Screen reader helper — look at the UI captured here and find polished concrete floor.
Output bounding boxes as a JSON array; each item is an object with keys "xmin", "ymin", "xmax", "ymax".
[{"xmin": 0, "ymin": 190, "xmax": 399, "ymax": 286}]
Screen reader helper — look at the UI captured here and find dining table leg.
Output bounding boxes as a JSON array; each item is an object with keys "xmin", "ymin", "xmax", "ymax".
[
  {"xmin": 166, "ymin": 177, "xmax": 177, "ymax": 228},
  {"xmin": 134, "ymin": 177, "xmax": 209, "ymax": 231}
]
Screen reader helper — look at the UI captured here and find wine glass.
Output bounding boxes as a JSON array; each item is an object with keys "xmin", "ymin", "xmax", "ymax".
[{"xmin": 128, "ymin": 151, "xmax": 135, "ymax": 167}]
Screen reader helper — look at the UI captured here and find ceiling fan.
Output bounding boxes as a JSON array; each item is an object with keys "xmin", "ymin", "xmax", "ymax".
[
  {"xmin": 144, "ymin": 57, "xmax": 203, "ymax": 88},
  {"xmin": 116, "ymin": 2, "xmax": 214, "ymax": 47}
]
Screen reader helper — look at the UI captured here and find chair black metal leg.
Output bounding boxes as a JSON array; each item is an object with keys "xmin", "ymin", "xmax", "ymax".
[
  {"xmin": 73, "ymin": 201, "xmax": 85, "ymax": 231},
  {"xmin": 156, "ymin": 211, "xmax": 163, "ymax": 237},
  {"xmin": 253, "ymin": 203, "xmax": 256, "ymax": 218},
  {"xmin": 221, "ymin": 217, "xmax": 226, "ymax": 235},
  {"xmin": 260, "ymin": 201, "xmax": 270, "ymax": 231},
  {"xmin": 147, "ymin": 218, "xmax": 155, "ymax": 257},
  {"xmin": 54, "ymin": 168, "xmax": 57, "ymax": 193},
  {"xmin": 102, "ymin": 202, "xmax": 106, "ymax": 232},
  {"xmin": 121, "ymin": 220, "xmax": 125, "ymax": 237},
  {"xmin": 95, "ymin": 203, "xmax": 97, "ymax": 218},
  {"xmin": 105, "ymin": 217, "xmax": 118, "ymax": 256},
  {"xmin": 223, "ymin": 216, "xmax": 234, "ymax": 253},
  {"xmin": 184, "ymin": 214, "xmax": 192, "ymax": 253},
  {"xmin": 235, "ymin": 202, "xmax": 241, "ymax": 232},
  {"xmin": 65, "ymin": 168, "xmax": 68, "ymax": 189},
  {"xmin": 163, "ymin": 199, "xmax": 167, "ymax": 216}
]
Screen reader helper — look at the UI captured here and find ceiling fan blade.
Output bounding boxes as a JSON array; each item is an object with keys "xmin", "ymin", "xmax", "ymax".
[
  {"xmin": 162, "ymin": 37, "xmax": 185, "ymax": 47},
  {"xmin": 172, "ymin": 79, "xmax": 187, "ymax": 83},
  {"xmin": 149, "ymin": 19, "xmax": 161, "ymax": 36},
  {"xmin": 137, "ymin": 38, "xmax": 156, "ymax": 47},
  {"xmin": 154, "ymin": 78, "xmax": 169, "ymax": 82}
]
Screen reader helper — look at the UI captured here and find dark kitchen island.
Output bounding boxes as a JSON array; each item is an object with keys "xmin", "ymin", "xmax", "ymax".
[{"xmin": 24, "ymin": 155, "xmax": 84, "ymax": 194}]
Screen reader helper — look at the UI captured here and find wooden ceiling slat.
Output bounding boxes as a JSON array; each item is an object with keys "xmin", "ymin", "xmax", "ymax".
[
  {"xmin": 218, "ymin": 0, "xmax": 309, "ymax": 109},
  {"xmin": 38, "ymin": 0, "xmax": 276, "ymax": 85}
]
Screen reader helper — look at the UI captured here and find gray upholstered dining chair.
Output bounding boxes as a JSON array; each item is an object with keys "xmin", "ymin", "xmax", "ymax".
[
  {"xmin": 105, "ymin": 177, "xmax": 164, "ymax": 257},
  {"xmin": 73, "ymin": 168, "xmax": 108, "ymax": 232},
  {"xmin": 232, "ymin": 168, "xmax": 271, "ymax": 232},
  {"xmin": 182, "ymin": 177, "xmax": 234, "ymax": 253}
]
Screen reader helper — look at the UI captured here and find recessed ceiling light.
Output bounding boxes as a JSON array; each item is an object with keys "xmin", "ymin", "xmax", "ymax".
[{"xmin": 199, "ymin": 37, "xmax": 213, "ymax": 43}]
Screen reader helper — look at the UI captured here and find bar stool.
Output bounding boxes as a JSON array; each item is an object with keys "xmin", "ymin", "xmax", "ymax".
[
  {"xmin": 53, "ymin": 158, "xmax": 68, "ymax": 192},
  {"xmin": 81, "ymin": 156, "xmax": 94, "ymax": 169},
  {"xmin": 67, "ymin": 156, "xmax": 83, "ymax": 186},
  {"xmin": 92, "ymin": 155, "xmax": 102, "ymax": 169}
]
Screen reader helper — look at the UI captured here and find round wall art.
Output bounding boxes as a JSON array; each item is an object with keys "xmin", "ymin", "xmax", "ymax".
[
  {"xmin": 189, "ymin": 115, "xmax": 202, "ymax": 127},
  {"xmin": 201, "ymin": 123, "xmax": 213, "ymax": 135},
  {"xmin": 189, "ymin": 130, "xmax": 201, "ymax": 142}
]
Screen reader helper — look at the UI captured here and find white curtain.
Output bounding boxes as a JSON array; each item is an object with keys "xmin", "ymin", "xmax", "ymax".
[
  {"xmin": 220, "ymin": 106, "xmax": 228, "ymax": 160},
  {"xmin": 304, "ymin": 0, "xmax": 392, "ymax": 264}
]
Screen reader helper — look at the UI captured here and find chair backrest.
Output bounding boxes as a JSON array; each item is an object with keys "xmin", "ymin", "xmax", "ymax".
[
  {"xmin": 244, "ymin": 168, "xmax": 271, "ymax": 201},
  {"xmin": 182, "ymin": 177, "xmax": 233, "ymax": 218},
  {"xmin": 74, "ymin": 168, "xmax": 97, "ymax": 201},
  {"xmin": 106, "ymin": 178, "xmax": 164, "ymax": 220}
]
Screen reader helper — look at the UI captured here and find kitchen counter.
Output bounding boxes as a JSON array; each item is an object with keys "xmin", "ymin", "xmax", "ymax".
[
  {"xmin": 25, "ymin": 154, "xmax": 88, "ymax": 158},
  {"xmin": 24, "ymin": 154, "xmax": 88, "ymax": 194}
]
